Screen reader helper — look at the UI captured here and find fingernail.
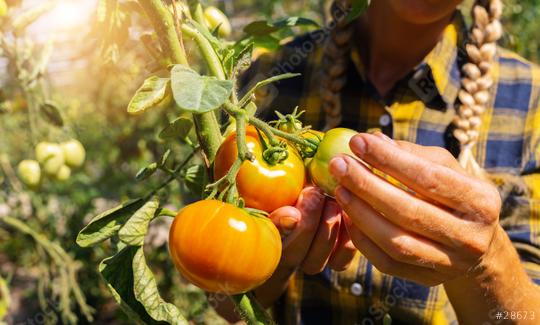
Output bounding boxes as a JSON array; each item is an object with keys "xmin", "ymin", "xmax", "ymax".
[
  {"xmin": 280, "ymin": 216, "xmax": 298, "ymax": 231},
  {"xmin": 335, "ymin": 186, "xmax": 352, "ymax": 205},
  {"xmin": 350, "ymin": 135, "xmax": 366, "ymax": 156},
  {"xmin": 329, "ymin": 157, "xmax": 348, "ymax": 178}
]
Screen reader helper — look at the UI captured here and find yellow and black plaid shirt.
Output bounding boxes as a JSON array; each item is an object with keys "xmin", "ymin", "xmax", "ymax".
[{"xmin": 242, "ymin": 12, "xmax": 540, "ymax": 325}]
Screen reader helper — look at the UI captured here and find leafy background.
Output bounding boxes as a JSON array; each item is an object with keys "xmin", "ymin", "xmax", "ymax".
[{"xmin": 1, "ymin": 0, "xmax": 539, "ymax": 324}]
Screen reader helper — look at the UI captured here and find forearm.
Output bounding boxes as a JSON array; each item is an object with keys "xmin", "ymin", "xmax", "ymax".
[
  {"xmin": 445, "ymin": 226, "xmax": 540, "ymax": 324},
  {"xmin": 253, "ymin": 265, "xmax": 295, "ymax": 308}
]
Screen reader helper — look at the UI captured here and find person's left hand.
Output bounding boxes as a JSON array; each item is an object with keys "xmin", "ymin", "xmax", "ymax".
[{"xmin": 329, "ymin": 132, "xmax": 502, "ymax": 286}]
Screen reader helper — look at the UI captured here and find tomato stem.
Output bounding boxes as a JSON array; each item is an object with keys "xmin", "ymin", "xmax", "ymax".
[
  {"xmin": 206, "ymin": 157, "xmax": 243, "ymax": 200},
  {"xmin": 145, "ymin": 149, "xmax": 197, "ymax": 201},
  {"xmin": 138, "ymin": 0, "xmax": 188, "ymax": 66},
  {"xmin": 249, "ymin": 116, "xmax": 319, "ymax": 152},
  {"xmin": 181, "ymin": 24, "xmax": 226, "ymax": 80},
  {"xmin": 232, "ymin": 293, "xmax": 275, "ymax": 325}
]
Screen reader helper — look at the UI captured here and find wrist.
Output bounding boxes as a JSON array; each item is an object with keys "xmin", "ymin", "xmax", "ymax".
[{"xmin": 444, "ymin": 225, "xmax": 537, "ymax": 323}]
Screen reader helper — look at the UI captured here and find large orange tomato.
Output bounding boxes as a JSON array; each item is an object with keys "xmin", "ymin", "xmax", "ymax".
[
  {"xmin": 169, "ymin": 200, "xmax": 281, "ymax": 294},
  {"xmin": 214, "ymin": 126, "xmax": 306, "ymax": 212}
]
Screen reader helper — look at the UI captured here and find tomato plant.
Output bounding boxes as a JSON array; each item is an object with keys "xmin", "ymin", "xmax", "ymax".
[
  {"xmin": 68, "ymin": 0, "xmax": 370, "ymax": 324},
  {"xmin": 169, "ymin": 200, "xmax": 281, "ymax": 294},
  {"xmin": 214, "ymin": 126, "xmax": 306, "ymax": 213},
  {"xmin": 308, "ymin": 128, "xmax": 358, "ymax": 196}
]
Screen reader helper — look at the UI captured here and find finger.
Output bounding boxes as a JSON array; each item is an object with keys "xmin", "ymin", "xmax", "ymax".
[
  {"xmin": 330, "ymin": 155, "xmax": 467, "ymax": 247},
  {"xmin": 302, "ymin": 200, "xmax": 341, "ymax": 275},
  {"xmin": 348, "ymin": 133, "xmax": 489, "ymax": 211},
  {"xmin": 344, "ymin": 217, "xmax": 445, "ymax": 287},
  {"xmin": 335, "ymin": 186, "xmax": 471, "ymax": 275},
  {"xmin": 269, "ymin": 206, "xmax": 300, "ymax": 235},
  {"xmin": 371, "ymin": 132, "xmax": 463, "ymax": 171},
  {"xmin": 279, "ymin": 187, "xmax": 326, "ymax": 269},
  {"xmin": 328, "ymin": 220, "xmax": 357, "ymax": 271}
]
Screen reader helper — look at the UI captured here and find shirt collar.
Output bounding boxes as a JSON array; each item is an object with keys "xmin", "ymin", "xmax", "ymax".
[{"xmin": 350, "ymin": 11, "xmax": 467, "ymax": 106}]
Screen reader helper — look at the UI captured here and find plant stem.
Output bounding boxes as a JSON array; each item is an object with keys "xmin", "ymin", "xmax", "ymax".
[
  {"xmin": 145, "ymin": 149, "xmax": 197, "ymax": 200},
  {"xmin": 181, "ymin": 24, "xmax": 226, "ymax": 80},
  {"xmin": 232, "ymin": 293, "xmax": 275, "ymax": 325},
  {"xmin": 249, "ymin": 116, "xmax": 318, "ymax": 151},
  {"xmin": 138, "ymin": 0, "xmax": 222, "ymax": 164},
  {"xmin": 138, "ymin": 0, "xmax": 188, "ymax": 66}
]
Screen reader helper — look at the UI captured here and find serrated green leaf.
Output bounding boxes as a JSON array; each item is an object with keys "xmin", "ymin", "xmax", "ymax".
[
  {"xmin": 347, "ymin": 0, "xmax": 370, "ymax": 23},
  {"xmin": 99, "ymin": 247, "xmax": 156, "ymax": 324},
  {"xmin": 128, "ymin": 77, "xmax": 170, "ymax": 115},
  {"xmin": 132, "ymin": 247, "xmax": 187, "ymax": 324},
  {"xmin": 118, "ymin": 197, "xmax": 159, "ymax": 246},
  {"xmin": 170, "ymin": 65, "xmax": 233, "ymax": 114},
  {"xmin": 158, "ymin": 117, "xmax": 193, "ymax": 141},
  {"xmin": 40, "ymin": 101, "xmax": 64, "ymax": 127},
  {"xmin": 135, "ymin": 163, "xmax": 158, "ymax": 181},
  {"xmin": 244, "ymin": 17, "xmax": 319, "ymax": 37},
  {"xmin": 100, "ymin": 246, "xmax": 187, "ymax": 325},
  {"xmin": 76, "ymin": 198, "xmax": 145, "ymax": 247},
  {"xmin": 181, "ymin": 165, "xmax": 207, "ymax": 198}
]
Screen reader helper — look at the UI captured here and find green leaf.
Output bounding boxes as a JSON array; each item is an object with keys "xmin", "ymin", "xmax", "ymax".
[
  {"xmin": 100, "ymin": 246, "xmax": 187, "ymax": 325},
  {"xmin": 181, "ymin": 165, "xmax": 207, "ymax": 198},
  {"xmin": 76, "ymin": 199, "xmax": 145, "ymax": 247},
  {"xmin": 347, "ymin": 0, "xmax": 370, "ymax": 23},
  {"xmin": 224, "ymin": 42, "xmax": 253, "ymax": 77},
  {"xmin": 244, "ymin": 17, "xmax": 319, "ymax": 37},
  {"xmin": 159, "ymin": 149, "xmax": 171, "ymax": 167},
  {"xmin": 132, "ymin": 247, "xmax": 187, "ymax": 324},
  {"xmin": 135, "ymin": 163, "xmax": 158, "ymax": 181},
  {"xmin": 239, "ymin": 73, "xmax": 301, "ymax": 107},
  {"xmin": 118, "ymin": 197, "xmax": 159, "ymax": 246},
  {"xmin": 40, "ymin": 101, "xmax": 64, "ymax": 127},
  {"xmin": 158, "ymin": 117, "xmax": 193, "ymax": 141},
  {"xmin": 99, "ymin": 247, "xmax": 154, "ymax": 324},
  {"xmin": 128, "ymin": 77, "xmax": 171, "ymax": 115},
  {"xmin": 170, "ymin": 65, "xmax": 233, "ymax": 114}
]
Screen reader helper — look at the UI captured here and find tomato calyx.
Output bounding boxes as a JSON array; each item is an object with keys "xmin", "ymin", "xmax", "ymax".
[{"xmin": 271, "ymin": 107, "xmax": 305, "ymax": 134}]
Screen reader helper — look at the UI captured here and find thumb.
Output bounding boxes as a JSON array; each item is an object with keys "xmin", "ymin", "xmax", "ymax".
[{"xmin": 269, "ymin": 206, "xmax": 301, "ymax": 235}]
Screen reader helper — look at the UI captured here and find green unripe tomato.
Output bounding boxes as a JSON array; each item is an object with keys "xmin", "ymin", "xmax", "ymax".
[
  {"xmin": 204, "ymin": 6, "xmax": 231, "ymax": 38},
  {"xmin": 35, "ymin": 142, "xmax": 65, "ymax": 175},
  {"xmin": 17, "ymin": 160, "xmax": 41, "ymax": 188},
  {"xmin": 55, "ymin": 165, "xmax": 71, "ymax": 182},
  {"xmin": 61, "ymin": 139, "xmax": 86, "ymax": 168},
  {"xmin": 308, "ymin": 128, "xmax": 358, "ymax": 196}
]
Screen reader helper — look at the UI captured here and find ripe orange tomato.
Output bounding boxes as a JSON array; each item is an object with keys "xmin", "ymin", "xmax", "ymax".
[
  {"xmin": 169, "ymin": 200, "xmax": 282, "ymax": 294},
  {"xmin": 214, "ymin": 126, "xmax": 306, "ymax": 213}
]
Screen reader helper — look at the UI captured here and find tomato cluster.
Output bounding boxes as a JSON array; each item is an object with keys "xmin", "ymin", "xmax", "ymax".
[
  {"xmin": 17, "ymin": 139, "xmax": 86, "ymax": 189},
  {"xmin": 169, "ymin": 120, "xmax": 358, "ymax": 293}
]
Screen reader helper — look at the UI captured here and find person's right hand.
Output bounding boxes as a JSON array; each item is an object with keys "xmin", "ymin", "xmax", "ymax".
[
  {"xmin": 253, "ymin": 186, "xmax": 356, "ymax": 307},
  {"xmin": 270, "ymin": 186, "xmax": 357, "ymax": 275}
]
